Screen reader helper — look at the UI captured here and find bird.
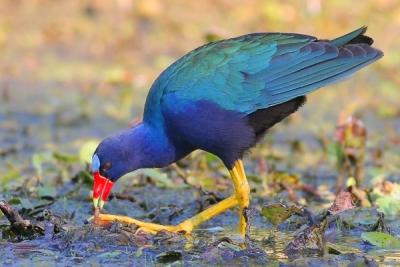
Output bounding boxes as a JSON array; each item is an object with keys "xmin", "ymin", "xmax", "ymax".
[{"xmin": 89, "ymin": 26, "xmax": 383, "ymax": 238}]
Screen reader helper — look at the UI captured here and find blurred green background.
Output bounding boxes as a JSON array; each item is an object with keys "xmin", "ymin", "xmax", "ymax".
[{"xmin": 0, "ymin": 0, "xmax": 399, "ymax": 189}]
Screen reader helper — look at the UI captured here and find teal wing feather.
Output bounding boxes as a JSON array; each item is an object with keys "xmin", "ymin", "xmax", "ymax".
[
  {"xmin": 330, "ymin": 26, "xmax": 370, "ymax": 46},
  {"xmin": 151, "ymin": 27, "xmax": 382, "ymax": 115}
]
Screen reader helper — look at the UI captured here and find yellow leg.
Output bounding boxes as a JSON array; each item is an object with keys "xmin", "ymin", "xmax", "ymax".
[
  {"xmin": 229, "ymin": 160, "xmax": 250, "ymax": 237},
  {"xmin": 89, "ymin": 195, "xmax": 238, "ymax": 234},
  {"xmin": 89, "ymin": 160, "xmax": 250, "ymax": 238}
]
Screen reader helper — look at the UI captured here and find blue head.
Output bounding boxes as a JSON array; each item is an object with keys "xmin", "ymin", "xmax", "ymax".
[
  {"xmin": 90, "ymin": 123, "xmax": 178, "ymax": 209},
  {"xmin": 91, "ymin": 130, "xmax": 140, "ymax": 209},
  {"xmin": 92, "ymin": 133, "xmax": 137, "ymax": 182}
]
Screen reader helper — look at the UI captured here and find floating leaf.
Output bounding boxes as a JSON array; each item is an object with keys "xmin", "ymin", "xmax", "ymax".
[
  {"xmin": 37, "ymin": 186, "xmax": 57, "ymax": 199},
  {"xmin": 19, "ymin": 198, "xmax": 34, "ymax": 210},
  {"xmin": 98, "ymin": 251, "xmax": 122, "ymax": 258},
  {"xmin": 361, "ymin": 232, "xmax": 400, "ymax": 249},
  {"xmin": 261, "ymin": 203, "xmax": 301, "ymax": 226},
  {"xmin": 156, "ymin": 251, "xmax": 182, "ymax": 263},
  {"xmin": 218, "ymin": 241, "xmax": 242, "ymax": 252},
  {"xmin": 335, "ymin": 208, "xmax": 380, "ymax": 230},
  {"xmin": 327, "ymin": 242, "xmax": 361, "ymax": 254}
]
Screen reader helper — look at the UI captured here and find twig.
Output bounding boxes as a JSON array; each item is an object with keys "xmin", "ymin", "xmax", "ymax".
[
  {"xmin": 0, "ymin": 200, "xmax": 37, "ymax": 236},
  {"xmin": 0, "ymin": 200, "xmax": 28, "ymax": 225},
  {"xmin": 170, "ymin": 163, "xmax": 191, "ymax": 185}
]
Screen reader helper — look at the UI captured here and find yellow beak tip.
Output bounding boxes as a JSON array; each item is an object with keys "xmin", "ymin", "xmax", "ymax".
[
  {"xmin": 98, "ymin": 200, "xmax": 105, "ymax": 210},
  {"xmin": 93, "ymin": 198, "xmax": 99, "ymax": 207}
]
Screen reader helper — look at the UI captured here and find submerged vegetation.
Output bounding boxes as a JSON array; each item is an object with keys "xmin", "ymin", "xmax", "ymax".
[{"xmin": 0, "ymin": 0, "xmax": 399, "ymax": 265}]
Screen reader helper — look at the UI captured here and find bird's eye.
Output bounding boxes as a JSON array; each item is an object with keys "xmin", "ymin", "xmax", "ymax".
[{"xmin": 103, "ymin": 162, "xmax": 112, "ymax": 171}]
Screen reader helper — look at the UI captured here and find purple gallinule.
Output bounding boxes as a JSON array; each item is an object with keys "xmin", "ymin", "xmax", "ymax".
[{"xmin": 89, "ymin": 27, "xmax": 382, "ymax": 237}]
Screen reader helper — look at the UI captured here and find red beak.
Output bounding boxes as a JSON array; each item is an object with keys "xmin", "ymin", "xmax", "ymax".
[{"xmin": 92, "ymin": 171, "xmax": 114, "ymax": 209}]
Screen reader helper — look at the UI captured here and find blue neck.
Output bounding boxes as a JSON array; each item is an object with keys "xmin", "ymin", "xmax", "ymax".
[
  {"xmin": 128, "ymin": 122, "xmax": 177, "ymax": 169},
  {"xmin": 105, "ymin": 75, "xmax": 193, "ymax": 179},
  {"xmin": 97, "ymin": 113, "xmax": 193, "ymax": 181}
]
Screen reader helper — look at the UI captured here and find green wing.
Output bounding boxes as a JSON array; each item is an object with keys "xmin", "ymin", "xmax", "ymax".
[{"xmin": 155, "ymin": 27, "xmax": 382, "ymax": 114}]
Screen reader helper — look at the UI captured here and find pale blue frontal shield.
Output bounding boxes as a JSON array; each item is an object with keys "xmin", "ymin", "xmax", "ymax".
[{"xmin": 92, "ymin": 154, "xmax": 100, "ymax": 172}]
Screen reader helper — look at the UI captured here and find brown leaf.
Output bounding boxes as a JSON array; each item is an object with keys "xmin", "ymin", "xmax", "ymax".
[{"xmin": 328, "ymin": 191, "xmax": 356, "ymax": 215}]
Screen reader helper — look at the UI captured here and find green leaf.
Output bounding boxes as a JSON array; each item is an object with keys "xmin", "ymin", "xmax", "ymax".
[
  {"xmin": 218, "ymin": 241, "xmax": 242, "ymax": 251},
  {"xmin": 8, "ymin": 197, "xmax": 22, "ymax": 205},
  {"xmin": 0, "ymin": 164, "xmax": 20, "ymax": 185},
  {"xmin": 375, "ymin": 196, "xmax": 400, "ymax": 217},
  {"xmin": 73, "ymin": 170, "xmax": 92, "ymax": 185},
  {"xmin": 37, "ymin": 185, "xmax": 57, "ymax": 198},
  {"xmin": 19, "ymin": 198, "xmax": 34, "ymax": 210},
  {"xmin": 247, "ymin": 174, "xmax": 262, "ymax": 184},
  {"xmin": 156, "ymin": 251, "xmax": 182, "ymax": 263},
  {"xmin": 79, "ymin": 140, "xmax": 100, "ymax": 164},
  {"xmin": 327, "ymin": 242, "xmax": 361, "ymax": 254},
  {"xmin": 371, "ymin": 181, "xmax": 400, "ymax": 216},
  {"xmin": 361, "ymin": 232, "xmax": 400, "ymax": 249},
  {"xmin": 327, "ymin": 142, "xmax": 344, "ymax": 165},
  {"xmin": 98, "ymin": 251, "xmax": 122, "ymax": 258},
  {"xmin": 205, "ymin": 152, "xmax": 220, "ymax": 164},
  {"xmin": 134, "ymin": 247, "xmax": 144, "ymax": 258},
  {"xmin": 53, "ymin": 152, "xmax": 79, "ymax": 163},
  {"xmin": 139, "ymin": 169, "xmax": 176, "ymax": 188},
  {"xmin": 32, "ymin": 152, "xmax": 53, "ymax": 177},
  {"xmin": 261, "ymin": 203, "xmax": 301, "ymax": 226},
  {"xmin": 186, "ymin": 174, "xmax": 215, "ymax": 189}
]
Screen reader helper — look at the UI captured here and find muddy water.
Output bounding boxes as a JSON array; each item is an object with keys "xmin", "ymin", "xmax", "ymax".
[
  {"xmin": 1, "ymin": 80, "xmax": 400, "ymax": 265},
  {"xmin": 1, "ymin": 180, "xmax": 400, "ymax": 266}
]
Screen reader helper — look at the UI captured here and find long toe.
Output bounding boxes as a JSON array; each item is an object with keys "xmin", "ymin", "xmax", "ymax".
[{"xmin": 92, "ymin": 213, "xmax": 186, "ymax": 234}]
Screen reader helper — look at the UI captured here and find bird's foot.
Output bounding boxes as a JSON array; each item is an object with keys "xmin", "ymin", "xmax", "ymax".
[{"xmin": 88, "ymin": 213, "xmax": 193, "ymax": 235}]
